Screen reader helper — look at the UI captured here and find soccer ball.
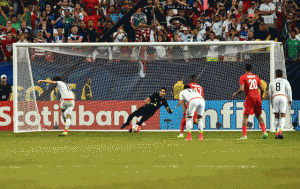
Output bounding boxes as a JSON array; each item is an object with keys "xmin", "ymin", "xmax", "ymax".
[{"xmin": 132, "ymin": 125, "xmax": 141, "ymax": 133}]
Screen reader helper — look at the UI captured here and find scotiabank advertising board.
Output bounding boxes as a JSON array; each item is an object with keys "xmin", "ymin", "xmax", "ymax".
[
  {"xmin": 0, "ymin": 101, "xmax": 160, "ymax": 131},
  {"xmin": 1, "ymin": 100, "xmax": 299, "ymax": 131}
]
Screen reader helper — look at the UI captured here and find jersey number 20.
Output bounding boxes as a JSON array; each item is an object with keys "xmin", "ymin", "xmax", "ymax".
[{"xmin": 249, "ymin": 79, "xmax": 257, "ymax": 90}]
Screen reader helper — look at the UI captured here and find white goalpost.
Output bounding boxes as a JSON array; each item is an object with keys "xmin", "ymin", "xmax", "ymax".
[{"xmin": 13, "ymin": 41, "xmax": 291, "ymax": 133}]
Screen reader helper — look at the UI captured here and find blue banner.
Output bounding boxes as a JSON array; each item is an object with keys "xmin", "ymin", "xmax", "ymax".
[{"xmin": 160, "ymin": 100, "xmax": 300, "ymax": 130}]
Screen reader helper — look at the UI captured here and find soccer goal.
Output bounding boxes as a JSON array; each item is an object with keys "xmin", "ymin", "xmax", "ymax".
[{"xmin": 13, "ymin": 41, "xmax": 291, "ymax": 133}]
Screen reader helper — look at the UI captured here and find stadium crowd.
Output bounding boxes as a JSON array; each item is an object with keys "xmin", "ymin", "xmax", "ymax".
[{"xmin": 0, "ymin": 0, "xmax": 299, "ymax": 62}]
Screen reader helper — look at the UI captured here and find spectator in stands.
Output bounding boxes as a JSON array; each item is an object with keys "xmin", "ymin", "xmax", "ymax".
[
  {"xmin": 190, "ymin": 28, "xmax": 204, "ymax": 42},
  {"xmin": 11, "ymin": 14, "xmax": 21, "ymax": 30},
  {"xmin": 1, "ymin": 32, "xmax": 16, "ymax": 62},
  {"xmin": 212, "ymin": 15, "xmax": 223, "ymax": 40},
  {"xmin": 51, "ymin": 6, "xmax": 64, "ymax": 35},
  {"xmin": 78, "ymin": 20, "xmax": 88, "ymax": 42},
  {"xmin": 236, "ymin": 5, "xmax": 245, "ymax": 20},
  {"xmin": 3, "ymin": 20, "xmax": 17, "ymax": 39},
  {"xmin": 225, "ymin": 28, "xmax": 239, "ymax": 61},
  {"xmin": 195, "ymin": 20, "xmax": 202, "ymax": 31},
  {"xmin": 23, "ymin": 4, "xmax": 38, "ymax": 29},
  {"xmin": 0, "ymin": 23, "xmax": 5, "ymax": 41},
  {"xmin": 111, "ymin": 6, "xmax": 123, "ymax": 23},
  {"xmin": 225, "ymin": 15, "xmax": 237, "ymax": 37},
  {"xmin": 285, "ymin": 29, "xmax": 300, "ymax": 63},
  {"xmin": 259, "ymin": 0, "xmax": 276, "ymax": 29},
  {"xmin": 102, "ymin": 21, "xmax": 114, "ymax": 41},
  {"xmin": 40, "ymin": 19, "xmax": 52, "ymax": 42},
  {"xmin": 216, "ymin": 3, "xmax": 227, "ymax": 18},
  {"xmin": 37, "ymin": 10, "xmax": 51, "ymax": 30},
  {"xmin": 133, "ymin": 21, "xmax": 151, "ymax": 42},
  {"xmin": 154, "ymin": 34, "xmax": 168, "ymax": 59},
  {"xmin": 283, "ymin": 12, "xmax": 296, "ymax": 39},
  {"xmin": 16, "ymin": 33, "xmax": 28, "ymax": 61},
  {"xmin": 130, "ymin": 7, "xmax": 147, "ymax": 31},
  {"xmin": 169, "ymin": 20, "xmax": 182, "ymax": 34},
  {"xmin": 68, "ymin": 24, "xmax": 83, "ymax": 43},
  {"xmin": 206, "ymin": 31, "xmax": 219, "ymax": 62},
  {"xmin": 53, "ymin": 27, "xmax": 66, "ymax": 43},
  {"xmin": 73, "ymin": 3, "xmax": 87, "ymax": 25},
  {"xmin": 17, "ymin": 20, "xmax": 31, "ymax": 36},
  {"xmin": 87, "ymin": 20, "xmax": 98, "ymax": 42},
  {"xmin": 247, "ymin": 1, "xmax": 257, "ymax": 16},
  {"xmin": 113, "ymin": 25, "xmax": 126, "ymax": 47},
  {"xmin": 239, "ymin": 22, "xmax": 249, "ymax": 41},
  {"xmin": 143, "ymin": 0, "xmax": 153, "ymax": 26},
  {"xmin": 247, "ymin": 31, "xmax": 254, "ymax": 40},
  {"xmin": 83, "ymin": 7, "xmax": 100, "ymax": 29},
  {"xmin": 255, "ymin": 23, "xmax": 269, "ymax": 40},
  {"xmin": 62, "ymin": 9, "xmax": 74, "ymax": 37},
  {"xmin": 31, "ymin": 30, "xmax": 46, "ymax": 62},
  {"xmin": 45, "ymin": 3, "xmax": 52, "ymax": 17},
  {"xmin": 153, "ymin": 0, "xmax": 165, "ymax": 26},
  {"xmin": 248, "ymin": 13, "xmax": 260, "ymax": 37},
  {"xmin": 83, "ymin": 0, "xmax": 99, "ymax": 16}
]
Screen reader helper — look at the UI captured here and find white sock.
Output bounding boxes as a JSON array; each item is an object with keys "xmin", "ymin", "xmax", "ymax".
[
  {"xmin": 198, "ymin": 118, "xmax": 203, "ymax": 131},
  {"xmin": 275, "ymin": 118, "xmax": 279, "ymax": 132},
  {"xmin": 186, "ymin": 118, "xmax": 193, "ymax": 131},
  {"xmin": 279, "ymin": 117, "xmax": 285, "ymax": 131},
  {"xmin": 65, "ymin": 118, "xmax": 71, "ymax": 131}
]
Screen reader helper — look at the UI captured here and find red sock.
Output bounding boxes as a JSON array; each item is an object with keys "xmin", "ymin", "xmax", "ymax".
[
  {"xmin": 199, "ymin": 133, "xmax": 203, "ymax": 138},
  {"xmin": 64, "ymin": 129, "xmax": 68, "ymax": 132},
  {"xmin": 187, "ymin": 132, "xmax": 191, "ymax": 138},
  {"xmin": 193, "ymin": 111, "xmax": 198, "ymax": 123},
  {"xmin": 242, "ymin": 126, "xmax": 247, "ymax": 136},
  {"xmin": 276, "ymin": 132, "xmax": 279, "ymax": 136},
  {"xmin": 279, "ymin": 130, "xmax": 282, "ymax": 135},
  {"xmin": 260, "ymin": 123, "xmax": 266, "ymax": 133},
  {"xmin": 180, "ymin": 117, "xmax": 186, "ymax": 134}
]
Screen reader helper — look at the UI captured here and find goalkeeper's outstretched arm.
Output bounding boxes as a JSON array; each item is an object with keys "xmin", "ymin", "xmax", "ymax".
[{"xmin": 38, "ymin": 80, "xmax": 56, "ymax": 84}]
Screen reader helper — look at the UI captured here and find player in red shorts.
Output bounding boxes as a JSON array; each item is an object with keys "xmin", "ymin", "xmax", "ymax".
[
  {"xmin": 232, "ymin": 63, "xmax": 268, "ymax": 139},
  {"xmin": 177, "ymin": 75, "xmax": 203, "ymax": 138}
]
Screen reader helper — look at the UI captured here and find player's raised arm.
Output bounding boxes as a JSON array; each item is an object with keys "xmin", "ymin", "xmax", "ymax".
[
  {"xmin": 232, "ymin": 84, "xmax": 244, "ymax": 98},
  {"xmin": 38, "ymin": 79, "xmax": 56, "ymax": 84}
]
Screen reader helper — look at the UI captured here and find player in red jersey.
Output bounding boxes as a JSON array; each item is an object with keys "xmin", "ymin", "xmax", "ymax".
[
  {"xmin": 177, "ymin": 75, "xmax": 203, "ymax": 138},
  {"xmin": 232, "ymin": 63, "xmax": 268, "ymax": 139}
]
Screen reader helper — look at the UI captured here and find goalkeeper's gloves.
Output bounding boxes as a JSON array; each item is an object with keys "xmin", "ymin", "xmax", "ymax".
[{"xmin": 168, "ymin": 108, "xmax": 173, "ymax": 114}]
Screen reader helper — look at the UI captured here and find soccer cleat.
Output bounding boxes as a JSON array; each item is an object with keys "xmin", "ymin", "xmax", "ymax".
[
  {"xmin": 275, "ymin": 135, "xmax": 279, "ymax": 139},
  {"xmin": 278, "ymin": 134, "xmax": 284, "ymax": 139},
  {"xmin": 262, "ymin": 132, "xmax": 268, "ymax": 139},
  {"xmin": 128, "ymin": 128, "xmax": 132, "ymax": 133},
  {"xmin": 59, "ymin": 132, "xmax": 68, "ymax": 137},
  {"xmin": 240, "ymin": 136, "xmax": 247, "ymax": 140},
  {"xmin": 185, "ymin": 137, "xmax": 192, "ymax": 141},
  {"xmin": 120, "ymin": 124, "xmax": 126, "ymax": 129},
  {"xmin": 198, "ymin": 136, "xmax": 203, "ymax": 141},
  {"xmin": 177, "ymin": 134, "xmax": 184, "ymax": 138}
]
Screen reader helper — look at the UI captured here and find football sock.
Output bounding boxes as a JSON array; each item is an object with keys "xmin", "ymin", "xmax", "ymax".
[
  {"xmin": 276, "ymin": 131, "xmax": 279, "ymax": 136},
  {"xmin": 242, "ymin": 126, "xmax": 247, "ymax": 136},
  {"xmin": 260, "ymin": 123, "xmax": 266, "ymax": 133},
  {"xmin": 199, "ymin": 130, "xmax": 203, "ymax": 138},
  {"xmin": 275, "ymin": 118, "xmax": 279, "ymax": 132},
  {"xmin": 279, "ymin": 117, "xmax": 285, "ymax": 132},
  {"xmin": 64, "ymin": 118, "xmax": 70, "ymax": 132},
  {"xmin": 186, "ymin": 118, "xmax": 193, "ymax": 131},
  {"xmin": 180, "ymin": 117, "xmax": 185, "ymax": 134},
  {"xmin": 198, "ymin": 119, "xmax": 203, "ymax": 131},
  {"xmin": 187, "ymin": 131, "xmax": 191, "ymax": 138}
]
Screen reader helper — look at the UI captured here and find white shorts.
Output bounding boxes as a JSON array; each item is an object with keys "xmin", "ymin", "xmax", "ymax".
[
  {"xmin": 272, "ymin": 95, "xmax": 287, "ymax": 114},
  {"xmin": 186, "ymin": 98, "xmax": 205, "ymax": 117},
  {"xmin": 60, "ymin": 100, "xmax": 75, "ymax": 115}
]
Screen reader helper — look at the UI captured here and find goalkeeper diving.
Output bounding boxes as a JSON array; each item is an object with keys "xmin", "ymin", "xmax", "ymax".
[
  {"xmin": 120, "ymin": 87, "xmax": 173, "ymax": 132},
  {"xmin": 38, "ymin": 76, "xmax": 74, "ymax": 136}
]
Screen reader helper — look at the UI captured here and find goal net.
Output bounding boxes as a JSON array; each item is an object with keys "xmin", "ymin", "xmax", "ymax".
[{"xmin": 13, "ymin": 41, "xmax": 291, "ymax": 133}]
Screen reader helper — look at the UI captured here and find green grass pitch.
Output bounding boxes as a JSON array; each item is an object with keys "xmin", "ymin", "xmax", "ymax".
[{"xmin": 0, "ymin": 131, "xmax": 300, "ymax": 188}]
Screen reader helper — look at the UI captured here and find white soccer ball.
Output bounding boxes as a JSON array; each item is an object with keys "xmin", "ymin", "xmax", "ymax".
[{"xmin": 132, "ymin": 125, "xmax": 141, "ymax": 133}]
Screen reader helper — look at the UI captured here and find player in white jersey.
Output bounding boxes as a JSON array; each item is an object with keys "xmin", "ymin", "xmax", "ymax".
[
  {"xmin": 179, "ymin": 85, "xmax": 205, "ymax": 141},
  {"xmin": 268, "ymin": 69, "xmax": 292, "ymax": 139},
  {"xmin": 38, "ymin": 76, "xmax": 75, "ymax": 136}
]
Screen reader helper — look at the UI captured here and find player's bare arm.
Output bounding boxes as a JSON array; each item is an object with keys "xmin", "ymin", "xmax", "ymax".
[
  {"xmin": 232, "ymin": 84, "xmax": 244, "ymax": 98},
  {"xmin": 179, "ymin": 100, "xmax": 186, "ymax": 113},
  {"xmin": 258, "ymin": 84, "xmax": 264, "ymax": 98},
  {"xmin": 38, "ymin": 80, "xmax": 56, "ymax": 84}
]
